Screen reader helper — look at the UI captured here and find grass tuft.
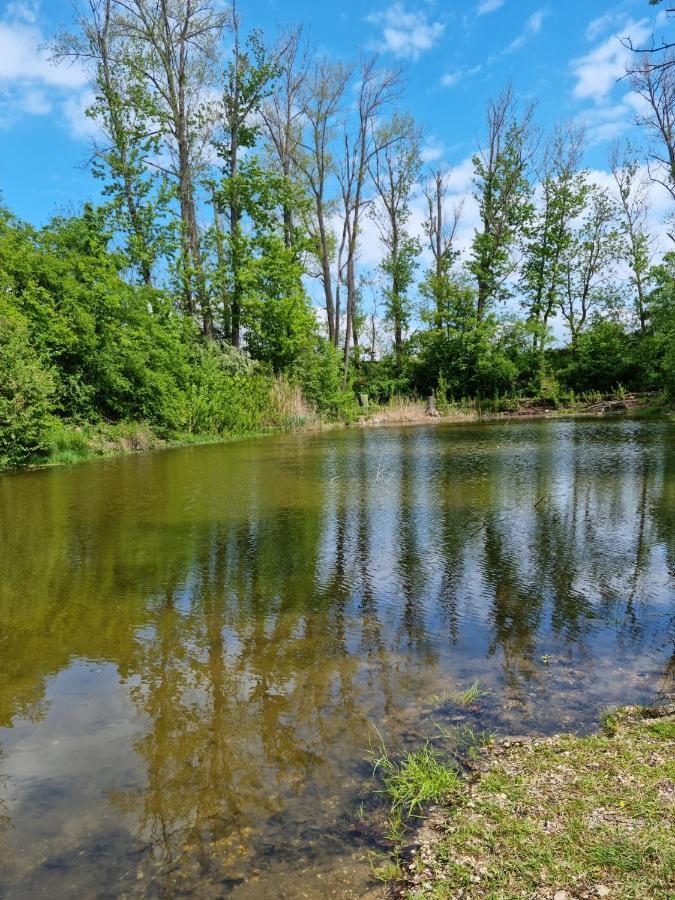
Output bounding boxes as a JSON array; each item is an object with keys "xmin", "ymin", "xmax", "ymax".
[
  {"xmin": 454, "ymin": 680, "xmax": 491, "ymax": 708},
  {"xmin": 370, "ymin": 739, "xmax": 460, "ymax": 820}
]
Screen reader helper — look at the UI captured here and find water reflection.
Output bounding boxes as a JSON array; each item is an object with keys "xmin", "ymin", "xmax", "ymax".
[{"xmin": 0, "ymin": 419, "xmax": 673, "ymax": 896}]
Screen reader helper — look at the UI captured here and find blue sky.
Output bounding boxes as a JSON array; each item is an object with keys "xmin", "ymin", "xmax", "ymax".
[{"xmin": 0, "ymin": 0, "xmax": 669, "ymax": 230}]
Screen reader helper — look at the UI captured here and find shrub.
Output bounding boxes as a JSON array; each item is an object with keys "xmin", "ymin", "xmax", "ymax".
[{"xmin": 0, "ymin": 302, "xmax": 55, "ymax": 468}]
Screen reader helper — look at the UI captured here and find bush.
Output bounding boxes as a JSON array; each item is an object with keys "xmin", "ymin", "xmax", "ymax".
[
  {"xmin": 291, "ymin": 338, "xmax": 354, "ymax": 419},
  {"xmin": 556, "ymin": 319, "xmax": 635, "ymax": 394},
  {"xmin": 0, "ymin": 303, "xmax": 55, "ymax": 468}
]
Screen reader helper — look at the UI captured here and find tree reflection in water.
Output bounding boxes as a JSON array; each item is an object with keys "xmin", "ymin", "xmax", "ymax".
[{"xmin": 0, "ymin": 419, "xmax": 673, "ymax": 895}]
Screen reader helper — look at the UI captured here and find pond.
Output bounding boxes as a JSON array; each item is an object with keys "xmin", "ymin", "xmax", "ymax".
[{"xmin": 0, "ymin": 419, "xmax": 673, "ymax": 897}]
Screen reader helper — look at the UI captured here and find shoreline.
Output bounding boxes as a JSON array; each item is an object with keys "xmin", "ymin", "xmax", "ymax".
[
  {"xmin": 374, "ymin": 703, "xmax": 674, "ymax": 899},
  {"xmin": 3, "ymin": 393, "xmax": 670, "ymax": 475}
]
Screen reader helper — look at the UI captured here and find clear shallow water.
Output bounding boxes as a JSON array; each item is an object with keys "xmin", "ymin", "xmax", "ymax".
[{"xmin": 0, "ymin": 419, "xmax": 673, "ymax": 898}]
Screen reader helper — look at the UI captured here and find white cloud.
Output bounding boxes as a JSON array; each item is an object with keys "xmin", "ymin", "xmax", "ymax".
[
  {"xmin": 440, "ymin": 64, "xmax": 482, "ymax": 88},
  {"xmin": 367, "ymin": 2, "xmax": 445, "ymax": 60},
  {"xmin": 585, "ymin": 11, "xmax": 623, "ymax": 42},
  {"xmin": 571, "ymin": 18, "xmax": 650, "ymax": 103},
  {"xmin": 420, "ymin": 138, "xmax": 445, "ymax": 163},
  {"xmin": 0, "ymin": 1, "xmax": 93, "ymax": 136},
  {"xmin": 62, "ymin": 90, "xmax": 102, "ymax": 141},
  {"xmin": 504, "ymin": 9, "xmax": 548, "ymax": 54},
  {"xmin": 477, "ymin": 0, "xmax": 504, "ymax": 16},
  {"xmin": 0, "ymin": 20, "xmax": 86, "ymax": 89},
  {"xmin": 19, "ymin": 88, "xmax": 51, "ymax": 115}
]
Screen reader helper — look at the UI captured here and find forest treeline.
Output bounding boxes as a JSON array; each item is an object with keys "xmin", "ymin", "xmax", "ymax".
[{"xmin": 2, "ymin": 0, "xmax": 675, "ymax": 468}]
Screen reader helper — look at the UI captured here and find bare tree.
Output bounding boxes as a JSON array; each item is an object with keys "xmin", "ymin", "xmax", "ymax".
[
  {"xmin": 337, "ymin": 55, "xmax": 403, "ymax": 382},
  {"xmin": 610, "ymin": 141, "xmax": 653, "ymax": 333},
  {"xmin": 624, "ymin": 3, "xmax": 675, "ymax": 74},
  {"xmin": 630, "ymin": 54, "xmax": 675, "ymax": 228},
  {"xmin": 260, "ymin": 26, "xmax": 309, "ymax": 249},
  {"xmin": 422, "ymin": 167, "xmax": 463, "ymax": 328},
  {"xmin": 295, "ymin": 57, "xmax": 352, "ymax": 344}
]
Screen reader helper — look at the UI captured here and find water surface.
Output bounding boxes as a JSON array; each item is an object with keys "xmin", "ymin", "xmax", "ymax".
[{"xmin": 0, "ymin": 419, "xmax": 673, "ymax": 897}]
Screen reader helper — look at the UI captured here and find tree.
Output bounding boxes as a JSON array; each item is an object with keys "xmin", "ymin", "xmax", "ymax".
[
  {"xmin": 421, "ymin": 167, "xmax": 463, "ymax": 330},
  {"xmin": 558, "ymin": 186, "xmax": 620, "ymax": 342},
  {"xmin": 610, "ymin": 142, "xmax": 653, "ymax": 333},
  {"xmin": 261, "ymin": 26, "xmax": 309, "ymax": 250},
  {"xmin": 630, "ymin": 54, "xmax": 675, "ymax": 225},
  {"xmin": 106, "ymin": 0, "xmax": 229, "ymax": 327},
  {"xmin": 215, "ymin": 5, "xmax": 279, "ymax": 346},
  {"xmin": 469, "ymin": 86, "xmax": 536, "ymax": 319},
  {"xmin": 295, "ymin": 57, "xmax": 351, "ymax": 345},
  {"xmin": 0, "ymin": 300, "xmax": 54, "ymax": 469},
  {"xmin": 521, "ymin": 122, "xmax": 587, "ymax": 351},
  {"xmin": 337, "ymin": 55, "xmax": 402, "ymax": 382},
  {"xmin": 369, "ymin": 114, "xmax": 422, "ymax": 358},
  {"xmin": 53, "ymin": 0, "xmax": 173, "ymax": 287}
]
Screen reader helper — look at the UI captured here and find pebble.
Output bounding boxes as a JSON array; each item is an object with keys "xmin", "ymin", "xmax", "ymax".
[
  {"xmin": 596, "ymin": 887, "xmax": 610, "ymax": 898},
  {"xmin": 554, "ymin": 891, "xmax": 570, "ymax": 900}
]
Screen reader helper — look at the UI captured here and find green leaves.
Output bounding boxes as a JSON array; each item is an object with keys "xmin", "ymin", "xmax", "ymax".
[{"xmin": 0, "ymin": 301, "xmax": 55, "ymax": 469}]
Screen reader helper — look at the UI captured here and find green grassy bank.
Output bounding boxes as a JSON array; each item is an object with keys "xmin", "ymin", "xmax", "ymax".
[{"xmin": 372, "ymin": 705, "xmax": 675, "ymax": 899}]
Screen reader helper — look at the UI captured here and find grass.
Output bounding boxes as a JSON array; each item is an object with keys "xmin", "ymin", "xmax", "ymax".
[
  {"xmin": 362, "ymin": 391, "xmax": 664, "ymax": 429},
  {"xmin": 431, "ymin": 680, "xmax": 492, "ymax": 709},
  {"xmin": 382, "ymin": 705, "xmax": 674, "ymax": 898},
  {"xmin": 370, "ymin": 739, "xmax": 461, "ymax": 821},
  {"xmin": 368, "ymin": 737, "xmax": 462, "ymax": 883},
  {"xmin": 454, "ymin": 681, "xmax": 491, "ymax": 708}
]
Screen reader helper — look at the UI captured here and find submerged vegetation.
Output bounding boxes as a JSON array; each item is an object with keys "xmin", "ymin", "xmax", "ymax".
[
  {"xmin": 370, "ymin": 706, "xmax": 675, "ymax": 898},
  {"xmin": 1, "ymin": 0, "xmax": 675, "ymax": 469}
]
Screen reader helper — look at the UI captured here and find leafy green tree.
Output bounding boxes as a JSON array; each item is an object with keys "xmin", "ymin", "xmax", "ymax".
[
  {"xmin": 557, "ymin": 186, "xmax": 621, "ymax": 343},
  {"xmin": 557, "ymin": 318, "xmax": 633, "ymax": 393},
  {"xmin": 214, "ymin": 15, "xmax": 279, "ymax": 345},
  {"xmin": 54, "ymin": 0, "xmax": 175, "ymax": 286},
  {"xmin": 647, "ymin": 252, "xmax": 675, "ymax": 395},
  {"xmin": 521, "ymin": 123, "xmax": 588, "ymax": 352},
  {"xmin": 469, "ymin": 87, "xmax": 535, "ymax": 319}
]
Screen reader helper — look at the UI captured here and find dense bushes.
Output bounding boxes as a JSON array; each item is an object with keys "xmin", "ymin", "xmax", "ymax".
[
  {"xmin": 0, "ymin": 302, "xmax": 54, "ymax": 468},
  {"xmin": 0, "ymin": 206, "xmax": 352, "ymax": 470},
  {"xmin": 1, "ymin": 197, "xmax": 674, "ymax": 473}
]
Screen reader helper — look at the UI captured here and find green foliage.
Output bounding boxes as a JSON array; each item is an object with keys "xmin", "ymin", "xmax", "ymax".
[
  {"xmin": 647, "ymin": 253, "xmax": 675, "ymax": 397},
  {"xmin": 453, "ymin": 680, "xmax": 491, "ymax": 708},
  {"xmin": 290, "ymin": 338, "xmax": 354, "ymax": 419},
  {"xmin": 0, "ymin": 302, "xmax": 54, "ymax": 468},
  {"xmin": 355, "ymin": 354, "xmax": 414, "ymax": 404},
  {"xmin": 557, "ymin": 318, "xmax": 635, "ymax": 394},
  {"xmin": 413, "ymin": 315, "xmax": 519, "ymax": 400},
  {"xmin": 0, "ymin": 203, "xmax": 349, "ymax": 470},
  {"xmin": 469, "ymin": 94, "xmax": 534, "ymax": 316},
  {"xmin": 182, "ymin": 342, "xmax": 275, "ymax": 436},
  {"xmin": 370, "ymin": 737, "xmax": 460, "ymax": 819}
]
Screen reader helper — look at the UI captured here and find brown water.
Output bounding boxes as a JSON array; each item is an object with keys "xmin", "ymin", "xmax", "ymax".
[{"xmin": 0, "ymin": 419, "xmax": 673, "ymax": 898}]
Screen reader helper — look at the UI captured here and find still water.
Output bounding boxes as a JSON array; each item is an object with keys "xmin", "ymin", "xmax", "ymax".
[{"xmin": 0, "ymin": 419, "xmax": 673, "ymax": 898}]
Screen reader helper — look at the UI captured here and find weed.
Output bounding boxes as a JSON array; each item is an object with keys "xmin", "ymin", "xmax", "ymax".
[
  {"xmin": 369, "ymin": 736, "xmax": 460, "ymax": 820},
  {"xmin": 647, "ymin": 720, "xmax": 675, "ymax": 739},
  {"xmin": 601, "ymin": 709, "xmax": 619, "ymax": 736},
  {"xmin": 454, "ymin": 680, "xmax": 491, "ymax": 708}
]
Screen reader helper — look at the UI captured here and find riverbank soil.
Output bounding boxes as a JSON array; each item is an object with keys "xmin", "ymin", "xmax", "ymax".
[{"xmin": 389, "ymin": 706, "xmax": 674, "ymax": 899}]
